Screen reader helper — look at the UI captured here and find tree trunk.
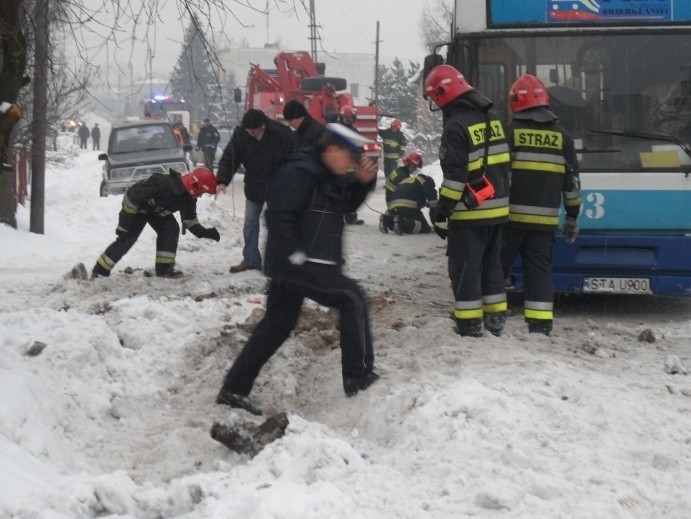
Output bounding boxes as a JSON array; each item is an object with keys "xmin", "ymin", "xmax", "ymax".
[{"xmin": 0, "ymin": 0, "xmax": 29, "ymax": 228}]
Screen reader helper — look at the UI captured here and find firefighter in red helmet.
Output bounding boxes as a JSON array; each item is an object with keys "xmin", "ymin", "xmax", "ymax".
[
  {"xmin": 91, "ymin": 167, "xmax": 221, "ymax": 279},
  {"xmin": 501, "ymin": 73, "xmax": 582, "ymax": 336},
  {"xmin": 424, "ymin": 64, "xmax": 511, "ymax": 337},
  {"xmin": 378, "ymin": 118, "xmax": 407, "ymax": 179}
]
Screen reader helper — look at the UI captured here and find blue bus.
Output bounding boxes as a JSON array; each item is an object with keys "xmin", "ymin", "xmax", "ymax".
[{"xmin": 426, "ymin": 0, "xmax": 691, "ymax": 295}]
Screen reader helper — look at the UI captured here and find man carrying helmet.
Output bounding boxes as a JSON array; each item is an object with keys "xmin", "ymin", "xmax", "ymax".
[
  {"xmin": 501, "ymin": 74, "xmax": 582, "ymax": 336},
  {"xmin": 380, "ymin": 173, "xmax": 437, "ymax": 235},
  {"xmin": 216, "ymin": 123, "xmax": 379, "ymax": 415},
  {"xmin": 339, "ymin": 104, "xmax": 365, "ymax": 225},
  {"xmin": 379, "ymin": 118, "xmax": 407, "ymax": 178},
  {"xmin": 91, "ymin": 167, "xmax": 221, "ymax": 279},
  {"xmin": 424, "ymin": 64, "xmax": 511, "ymax": 338}
]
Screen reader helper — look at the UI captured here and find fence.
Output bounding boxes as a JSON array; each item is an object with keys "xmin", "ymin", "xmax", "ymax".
[{"xmin": 14, "ymin": 147, "xmax": 31, "ymax": 208}]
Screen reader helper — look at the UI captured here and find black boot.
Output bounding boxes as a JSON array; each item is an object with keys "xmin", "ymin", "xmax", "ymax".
[
  {"xmin": 343, "ymin": 371, "xmax": 380, "ymax": 397},
  {"xmin": 379, "ymin": 214, "xmax": 392, "ymax": 234},
  {"xmin": 91, "ymin": 263, "xmax": 110, "ymax": 279},
  {"xmin": 455, "ymin": 318, "xmax": 484, "ymax": 337},
  {"xmin": 216, "ymin": 389, "xmax": 263, "ymax": 416},
  {"xmin": 483, "ymin": 313, "xmax": 506, "ymax": 337},
  {"xmin": 156, "ymin": 266, "xmax": 184, "ymax": 278},
  {"xmin": 528, "ymin": 320, "xmax": 553, "ymax": 336}
]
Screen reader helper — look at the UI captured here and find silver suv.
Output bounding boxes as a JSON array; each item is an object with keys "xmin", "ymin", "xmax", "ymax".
[{"xmin": 99, "ymin": 120, "xmax": 190, "ymax": 197}]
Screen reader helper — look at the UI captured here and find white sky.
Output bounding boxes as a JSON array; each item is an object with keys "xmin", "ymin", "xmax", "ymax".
[
  {"xmin": 0, "ymin": 121, "xmax": 690, "ymax": 517},
  {"xmin": 76, "ymin": 0, "xmax": 434, "ymax": 84}
]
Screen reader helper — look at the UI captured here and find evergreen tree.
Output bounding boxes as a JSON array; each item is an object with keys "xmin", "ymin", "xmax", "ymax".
[
  {"xmin": 376, "ymin": 58, "xmax": 421, "ymax": 129},
  {"xmin": 169, "ymin": 20, "xmax": 222, "ymax": 126}
]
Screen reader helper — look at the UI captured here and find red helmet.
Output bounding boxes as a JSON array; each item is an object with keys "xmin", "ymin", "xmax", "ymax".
[
  {"xmin": 339, "ymin": 105, "xmax": 356, "ymax": 118},
  {"xmin": 510, "ymin": 74, "xmax": 550, "ymax": 114},
  {"xmin": 423, "ymin": 64, "xmax": 474, "ymax": 108},
  {"xmin": 391, "ymin": 118, "xmax": 402, "ymax": 130},
  {"xmin": 182, "ymin": 167, "xmax": 217, "ymax": 197},
  {"xmin": 402, "ymin": 151, "xmax": 423, "ymax": 169}
]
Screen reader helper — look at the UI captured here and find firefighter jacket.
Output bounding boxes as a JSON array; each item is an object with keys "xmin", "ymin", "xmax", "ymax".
[
  {"xmin": 263, "ymin": 149, "xmax": 374, "ymax": 284},
  {"xmin": 217, "ymin": 119, "xmax": 296, "ymax": 203},
  {"xmin": 508, "ymin": 118, "xmax": 582, "ymax": 230},
  {"xmin": 378, "ymin": 127, "xmax": 406, "ymax": 161},
  {"xmin": 295, "ymin": 114, "xmax": 328, "ymax": 149},
  {"xmin": 385, "ymin": 164, "xmax": 413, "ymax": 199},
  {"xmin": 388, "ymin": 174, "xmax": 437, "ymax": 212},
  {"xmin": 196, "ymin": 124, "xmax": 220, "ymax": 149},
  {"xmin": 117, "ymin": 171, "xmax": 211, "ymax": 238},
  {"xmin": 438, "ymin": 98, "xmax": 511, "ymax": 228}
]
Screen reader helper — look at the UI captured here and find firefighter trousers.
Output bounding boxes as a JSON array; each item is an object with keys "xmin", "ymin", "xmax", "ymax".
[
  {"xmin": 501, "ymin": 226, "xmax": 555, "ymax": 323},
  {"xmin": 99, "ymin": 214, "xmax": 180, "ymax": 274},
  {"xmin": 220, "ymin": 268, "xmax": 375, "ymax": 396},
  {"xmin": 447, "ymin": 224, "xmax": 507, "ymax": 325}
]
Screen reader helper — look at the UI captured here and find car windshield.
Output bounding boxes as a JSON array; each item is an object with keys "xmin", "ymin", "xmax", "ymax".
[{"xmin": 110, "ymin": 124, "xmax": 179, "ymax": 154}]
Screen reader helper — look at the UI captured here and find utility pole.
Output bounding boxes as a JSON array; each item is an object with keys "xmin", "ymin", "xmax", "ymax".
[
  {"xmin": 308, "ymin": 0, "xmax": 318, "ymax": 62},
  {"xmin": 266, "ymin": 0, "xmax": 270, "ymax": 46},
  {"xmin": 30, "ymin": 0, "xmax": 50, "ymax": 234},
  {"xmin": 374, "ymin": 21, "xmax": 381, "ymax": 106}
]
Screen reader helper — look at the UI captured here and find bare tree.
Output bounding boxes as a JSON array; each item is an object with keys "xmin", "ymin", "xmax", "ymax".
[
  {"xmin": 0, "ymin": 0, "xmax": 294, "ymax": 231},
  {"xmin": 419, "ymin": 0, "xmax": 453, "ymax": 52}
]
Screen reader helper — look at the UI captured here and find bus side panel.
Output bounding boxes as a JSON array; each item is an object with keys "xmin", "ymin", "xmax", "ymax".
[{"xmin": 510, "ymin": 234, "xmax": 691, "ymax": 295}]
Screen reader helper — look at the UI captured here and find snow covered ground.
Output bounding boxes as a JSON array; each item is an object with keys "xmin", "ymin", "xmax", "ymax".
[{"xmin": 1, "ymin": 135, "xmax": 690, "ymax": 518}]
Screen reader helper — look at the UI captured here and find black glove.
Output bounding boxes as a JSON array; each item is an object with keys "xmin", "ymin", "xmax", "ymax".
[
  {"xmin": 562, "ymin": 217, "xmax": 579, "ymax": 243},
  {"xmin": 433, "ymin": 217, "xmax": 448, "ymax": 240},
  {"xmin": 203, "ymin": 227, "xmax": 221, "ymax": 242}
]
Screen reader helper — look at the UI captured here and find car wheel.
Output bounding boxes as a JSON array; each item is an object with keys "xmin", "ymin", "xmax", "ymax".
[{"xmin": 99, "ymin": 181, "xmax": 108, "ymax": 197}]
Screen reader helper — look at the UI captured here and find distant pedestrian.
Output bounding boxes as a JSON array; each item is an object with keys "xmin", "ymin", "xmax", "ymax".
[
  {"xmin": 196, "ymin": 118, "xmax": 221, "ymax": 170},
  {"xmin": 78, "ymin": 124, "xmax": 90, "ymax": 149},
  {"xmin": 91, "ymin": 123, "xmax": 101, "ymax": 150}
]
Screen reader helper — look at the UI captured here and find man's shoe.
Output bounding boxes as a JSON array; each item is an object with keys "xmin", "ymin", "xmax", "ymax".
[
  {"xmin": 229, "ymin": 262, "xmax": 261, "ymax": 273},
  {"xmin": 216, "ymin": 389, "xmax": 263, "ymax": 416},
  {"xmin": 455, "ymin": 319, "xmax": 484, "ymax": 337},
  {"xmin": 378, "ymin": 214, "xmax": 389, "ymax": 234},
  {"xmin": 343, "ymin": 371, "xmax": 380, "ymax": 397},
  {"xmin": 344, "ymin": 213, "xmax": 364, "ymax": 225},
  {"xmin": 528, "ymin": 320, "xmax": 553, "ymax": 336},
  {"xmin": 483, "ymin": 313, "xmax": 506, "ymax": 337}
]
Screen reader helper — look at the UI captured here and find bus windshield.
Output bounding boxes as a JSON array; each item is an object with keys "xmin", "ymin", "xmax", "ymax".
[{"xmin": 471, "ymin": 32, "xmax": 691, "ymax": 173}]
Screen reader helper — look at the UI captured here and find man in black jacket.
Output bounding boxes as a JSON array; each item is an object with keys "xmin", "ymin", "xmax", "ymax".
[
  {"xmin": 196, "ymin": 118, "xmax": 220, "ymax": 169},
  {"xmin": 216, "ymin": 123, "xmax": 379, "ymax": 415},
  {"xmin": 91, "ymin": 167, "xmax": 220, "ymax": 279},
  {"xmin": 91, "ymin": 123, "xmax": 101, "ymax": 150},
  {"xmin": 283, "ymin": 99, "xmax": 327, "ymax": 149},
  {"xmin": 216, "ymin": 109, "xmax": 297, "ymax": 273}
]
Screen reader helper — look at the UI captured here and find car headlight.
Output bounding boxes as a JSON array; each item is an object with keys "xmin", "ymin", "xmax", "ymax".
[
  {"xmin": 165, "ymin": 162, "xmax": 188, "ymax": 173},
  {"xmin": 109, "ymin": 167, "xmax": 136, "ymax": 179}
]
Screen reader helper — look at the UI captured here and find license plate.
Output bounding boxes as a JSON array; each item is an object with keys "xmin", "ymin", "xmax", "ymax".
[{"xmin": 583, "ymin": 277, "xmax": 651, "ymax": 294}]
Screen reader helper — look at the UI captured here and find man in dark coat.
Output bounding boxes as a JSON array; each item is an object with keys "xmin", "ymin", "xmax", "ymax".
[
  {"xmin": 91, "ymin": 123, "xmax": 101, "ymax": 150},
  {"xmin": 91, "ymin": 168, "xmax": 220, "ymax": 279},
  {"xmin": 283, "ymin": 99, "xmax": 327, "ymax": 149},
  {"xmin": 196, "ymin": 117, "xmax": 221, "ymax": 169},
  {"xmin": 78, "ymin": 123, "xmax": 90, "ymax": 149},
  {"xmin": 216, "ymin": 109, "xmax": 297, "ymax": 273},
  {"xmin": 216, "ymin": 124, "xmax": 379, "ymax": 415}
]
